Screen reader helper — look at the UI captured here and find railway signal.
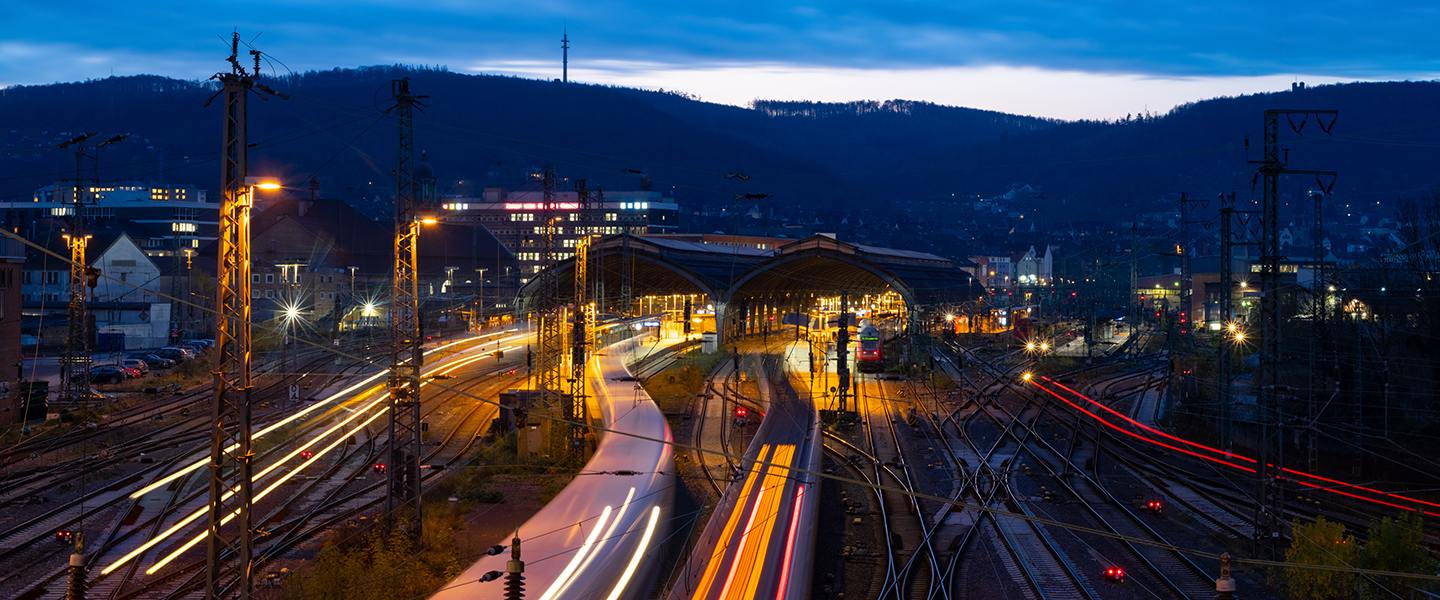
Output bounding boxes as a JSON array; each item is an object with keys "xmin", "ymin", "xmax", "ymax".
[
  {"xmin": 301, "ymin": 451, "xmax": 313, "ymax": 460},
  {"xmin": 56, "ymin": 530, "xmax": 73, "ymax": 544},
  {"xmin": 374, "ymin": 463, "xmax": 387, "ymax": 475},
  {"xmin": 1105, "ymin": 567, "xmax": 1126, "ymax": 582},
  {"xmin": 1145, "ymin": 500, "xmax": 1163, "ymax": 513}
]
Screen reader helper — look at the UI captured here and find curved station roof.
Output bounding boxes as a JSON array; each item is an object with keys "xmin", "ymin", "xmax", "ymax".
[{"xmin": 519, "ymin": 234, "xmax": 977, "ymax": 310}]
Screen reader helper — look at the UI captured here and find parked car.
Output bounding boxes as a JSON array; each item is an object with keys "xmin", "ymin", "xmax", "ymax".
[
  {"xmin": 128, "ymin": 353, "xmax": 173, "ymax": 369},
  {"xmin": 81, "ymin": 366, "xmax": 130, "ymax": 385},
  {"xmin": 120, "ymin": 358, "xmax": 149, "ymax": 375},
  {"xmin": 152, "ymin": 348, "xmax": 190, "ymax": 363},
  {"xmin": 165, "ymin": 346, "xmax": 198, "ymax": 359}
]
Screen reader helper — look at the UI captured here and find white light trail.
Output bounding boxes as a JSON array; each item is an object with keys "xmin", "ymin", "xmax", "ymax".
[
  {"xmin": 145, "ymin": 406, "xmax": 391, "ymax": 574},
  {"xmin": 605, "ymin": 506, "xmax": 661, "ymax": 600},
  {"xmin": 107, "ymin": 337, "xmax": 527, "ymax": 574},
  {"xmin": 130, "ymin": 333, "xmax": 527, "ymax": 499},
  {"xmin": 102, "ymin": 395, "xmax": 390, "ymax": 575},
  {"xmin": 545, "ymin": 487, "xmax": 636, "ymax": 600},
  {"xmin": 537, "ymin": 506, "xmax": 613, "ymax": 600}
]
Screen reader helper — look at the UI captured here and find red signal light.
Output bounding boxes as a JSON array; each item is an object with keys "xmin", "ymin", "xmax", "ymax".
[
  {"xmin": 301, "ymin": 451, "xmax": 313, "ymax": 459},
  {"xmin": 57, "ymin": 530, "xmax": 72, "ymax": 544},
  {"xmin": 374, "ymin": 463, "xmax": 386, "ymax": 473},
  {"xmin": 735, "ymin": 407, "xmax": 748, "ymax": 418}
]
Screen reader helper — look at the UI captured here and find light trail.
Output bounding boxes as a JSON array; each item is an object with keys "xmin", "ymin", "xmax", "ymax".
[
  {"xmin": 129, "ymin": 334, "xmax": 528, "ymax": 498},
  {"xmin": 773, "ymin": 484, "xmax": 805, "ymax": 598},
  {"xmin": 536, "ymin": 506, "xmax": 613, "ymax": 600},
  {"xmin": 145, "ymin": 406, "xmax": 391, "ymax": 574},
  {"xmin": 1034, "ymin": 379, "xmax": 1440, "ymax": 516},
  {"xmin": 1032, "ymin": 383, "xmax": 1257, "ymax": 472},
  {"xmin": 718, "ymin": 445, "xmax": 794, "ymax": 600},
  {"xmin": 105, "ymin": 340, "xmax": 524, "ymax": 575},
  {"xmin": 729, "ymin": 447, "xmax": 794, "ymax": 600},
  {"xmin": 545, "ymin": 487, "xmax": 637, "ymax": 600},
  {"xmin": 101, "ymin": 395, "xmax": 390, "ymax": 575},
  {"xmin": 605, "ymin": 505, "xmax": 661, "ymax": 600},
  {"xmin": 691, "ymin": 445, "xmax": 771, "ymax": 600}
]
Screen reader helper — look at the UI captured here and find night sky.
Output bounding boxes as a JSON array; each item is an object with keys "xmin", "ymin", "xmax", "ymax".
[{"xmin": 5, "ymin": 1, "xmax": 1439, "ymax": 120}]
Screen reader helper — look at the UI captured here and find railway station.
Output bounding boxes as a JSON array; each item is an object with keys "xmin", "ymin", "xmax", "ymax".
[{"xmin": 517, "ymin": 232, "xmax": 978, "ymax": 346}]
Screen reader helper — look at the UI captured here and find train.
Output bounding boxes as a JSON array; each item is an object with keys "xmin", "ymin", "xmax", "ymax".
[{"xmin": 857, "ymin": 323, "xmax": 883, "ymax": 372}]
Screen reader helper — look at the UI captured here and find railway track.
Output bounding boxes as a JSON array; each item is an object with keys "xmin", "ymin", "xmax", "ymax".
[
  {"xmin": 941, "ymin": 338, "xmax": 1215, "ymax": 599},
  {"xmin": 4, "ymin": 333, "xmax": 526, "ymax": 600}
]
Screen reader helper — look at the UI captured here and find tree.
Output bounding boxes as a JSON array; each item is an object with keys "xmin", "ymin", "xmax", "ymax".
[
  {"xmin": 1361, "ymin": 512, "xmax": 1436, "ymax": 599},
  {"xmin": 1284, "ymin": 516, "xmax": 1359, "ymax": 600}
]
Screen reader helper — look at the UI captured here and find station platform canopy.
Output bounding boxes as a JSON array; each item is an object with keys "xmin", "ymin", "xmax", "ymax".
[{"xmin": 518, "ymin": 233, "xmax": 977, "ymax": 313}]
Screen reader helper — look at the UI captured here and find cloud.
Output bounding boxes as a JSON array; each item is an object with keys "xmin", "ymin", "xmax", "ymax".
[
  {"xmin": 5, "ymin": 0, "xmax": 1440, "ymax": 117},
  {"xmin": 490, "ymin": 60, "xmax": 1405, "ymax": 121}
]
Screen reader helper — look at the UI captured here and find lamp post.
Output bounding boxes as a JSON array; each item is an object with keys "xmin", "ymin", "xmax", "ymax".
[
  {"xmin": 474, "ymin": 268, "xmax": 488, "ymax": 333},
  {"xmin": 275, "ymin": 261, "xmax": 305, "ymax": 405}
]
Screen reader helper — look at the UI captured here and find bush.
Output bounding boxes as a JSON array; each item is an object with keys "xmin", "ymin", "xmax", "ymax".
[
  {"xmin": 1283, "ymin": 516, "xmax": 1358, "ymax": 600},
  {"xmin": 1361, "ymin": 512, "xmax": 1435, "ymax": 599},
  {"xmin": 282, "ymin": 508, "xmax": 462, "ymax": 600}
]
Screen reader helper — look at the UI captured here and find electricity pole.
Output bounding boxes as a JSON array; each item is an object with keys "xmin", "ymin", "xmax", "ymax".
[
  {"xmin": 535, "ymin": 166, "xmax": 567, "ymax": 457},
  {"xmin": 206, "ymin": 32, "xmax": 285, "ymax": 600},
  {"xmin": 1129, "ymin": 221, "xmax": 1139, "ymax": 355},
  {"xmin": 1249, "ymin": 109, "xmax": 1337, "ymax": 560},
  {"xmin": 836, "ymin": 290, "xmax": 850, "ymax": 413},
  {"xmin": 58, "ymin": 132, "xmax": 96, "ymax": 407},
  {"xmin": 386, "ymin": 77, "xmax": 428, "ymax": 535},
  {"xmin": 569, "ymin": 234, "xmax": 591, "ymax": 465}
]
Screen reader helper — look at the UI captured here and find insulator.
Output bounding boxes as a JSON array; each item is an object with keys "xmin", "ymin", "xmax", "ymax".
[
  {"xmin": 504, "ymin": 573, "xmax": 524, "ymax": 600},
  {"xmin": 65, "ymin": 553, "xmax": 88, "ymax": 600}
]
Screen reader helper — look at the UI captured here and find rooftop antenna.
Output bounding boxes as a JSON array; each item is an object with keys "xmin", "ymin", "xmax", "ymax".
[{"xmin": 561, "ymin": 27, "xmax": 569, "ymax": 83}]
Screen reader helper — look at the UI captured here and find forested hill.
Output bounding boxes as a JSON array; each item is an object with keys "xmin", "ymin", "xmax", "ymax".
[{"xmin": 3, "ymin": 67, "xmax": 1439, "ymax": 222}]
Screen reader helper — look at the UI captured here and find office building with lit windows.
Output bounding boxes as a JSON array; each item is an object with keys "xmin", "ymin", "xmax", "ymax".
[
  {"xmin": 438, "ymin": 189, "xmax": 679, "ymax": 284},
  {"xmin": 3, "ymin": 181, "xmax": 216, "ymax": 257}
]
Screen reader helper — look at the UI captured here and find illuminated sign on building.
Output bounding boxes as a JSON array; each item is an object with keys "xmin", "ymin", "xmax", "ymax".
[{"xmin": 502, "ymin": 202, "xmax": 581, "ymax": 210}]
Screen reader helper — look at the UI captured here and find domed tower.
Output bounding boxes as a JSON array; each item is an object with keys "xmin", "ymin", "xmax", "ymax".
[{"xmin": 416, "ymin": 150, "xmax": 437, "ymax": 204}]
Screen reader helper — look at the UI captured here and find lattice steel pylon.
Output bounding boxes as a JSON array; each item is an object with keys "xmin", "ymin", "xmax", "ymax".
[
  {"xmin": 205, "ymin": 32, "xmax": 277, "ymax": 600},
  {"xmin": 620, "ymin": 229, "xmax": 633, "ymax": 316},
  {"xmin": 1249, "ymin": 108, "xmax": 1337, "ymax": 560},
  {"xmin": 58, "ymin": 132, "xmax": 96, "ymax": 406},
  {"xmin": 386, "ymin": 77, "xmax": 428, "ymax": 534},
  {"xmin": 534, "ymin": 166, "xmax": 567, "ymax": 456},
  {"xmin": 568, "ymin": 235, "xmax": 591, "ymax": 465}
]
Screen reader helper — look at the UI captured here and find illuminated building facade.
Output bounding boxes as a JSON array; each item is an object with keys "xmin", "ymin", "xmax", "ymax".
[{"xmin": 439, "ymin": 189, "xmax": 679, "ymax": 284}]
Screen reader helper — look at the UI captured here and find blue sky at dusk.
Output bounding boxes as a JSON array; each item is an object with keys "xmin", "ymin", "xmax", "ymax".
[{"xmin": 4, "ymin": 1, "xmax": 1438, "ymax": 120}]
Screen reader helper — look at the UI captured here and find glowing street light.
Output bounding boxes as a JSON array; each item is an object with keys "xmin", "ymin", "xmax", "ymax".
[{"xmin": 244, "ymin": 176, "xmax": 281, "ymax": 191}]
